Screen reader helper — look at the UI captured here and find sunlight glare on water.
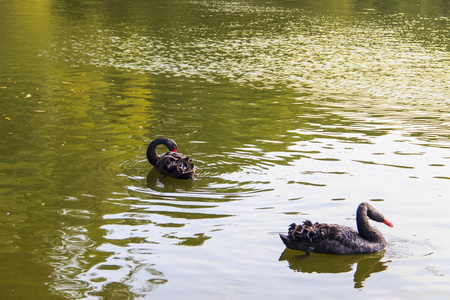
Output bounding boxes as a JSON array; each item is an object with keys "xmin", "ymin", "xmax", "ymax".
[{"xmin": 46, "ymin": 1, "xmax": 450, "ymax": 102}]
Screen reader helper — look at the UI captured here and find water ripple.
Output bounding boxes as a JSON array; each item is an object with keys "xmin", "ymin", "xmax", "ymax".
[{"xmin": 45, "ymin": 2, "xmax": 449, "ymax": 103}]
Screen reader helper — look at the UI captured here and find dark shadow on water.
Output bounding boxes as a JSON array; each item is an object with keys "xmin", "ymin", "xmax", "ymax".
[
  {"xmin": 279, "ymin": 248, "xmax": 389, "ymax": 288},
  {"xmin": 146, "ymin": 168, "xmax": 194, "ymax": 191}
]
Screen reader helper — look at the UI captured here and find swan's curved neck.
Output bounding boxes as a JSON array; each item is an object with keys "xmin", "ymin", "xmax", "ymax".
[
  {"xmin": 146, "ymin": 137, "xmax": 177, "ymax": 166},
  {"xmin": 356, "ymin": 204, "xmax": 370, "ymax": 237},
  {"xmin": 356, "ymin": 203, "xmax": 383, "ymax": 242}
]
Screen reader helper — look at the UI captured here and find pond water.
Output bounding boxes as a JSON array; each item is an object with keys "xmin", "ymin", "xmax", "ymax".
[{"xmin": 1, "ymin": 0, "xmax": 449, "ymax": 299}]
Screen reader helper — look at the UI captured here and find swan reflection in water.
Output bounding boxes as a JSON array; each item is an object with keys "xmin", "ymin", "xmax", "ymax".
[
  {"xmin": 279, "ymin": 249, "xmax": 389, "ymax": 288},
  {"xmin": 146, "ymin": 168, "xmax": 194, "ymax": 191}
]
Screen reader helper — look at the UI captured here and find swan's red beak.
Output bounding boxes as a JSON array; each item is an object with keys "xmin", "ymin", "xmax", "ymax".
[
  {"xmin": 174, "ymin": 148, "xmax": 177, "ymax": 152},
  {"xmin": 383, "ymin": 219, "xmax": 394, "ymax": 227}
]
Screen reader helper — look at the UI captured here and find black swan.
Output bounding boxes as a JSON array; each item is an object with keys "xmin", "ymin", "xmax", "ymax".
[
  {"xmin": 146, "ymin": 137, "xmax": 195, "ymax": 179},
  {"xmin": 279, "ymin": 202, "xmax": 394, "ymax": 255}
]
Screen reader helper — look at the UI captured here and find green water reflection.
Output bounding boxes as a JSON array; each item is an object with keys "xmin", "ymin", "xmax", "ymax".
[{"xmin": 1, "ymin": 0, "xmax": 449, "ymax": 299}]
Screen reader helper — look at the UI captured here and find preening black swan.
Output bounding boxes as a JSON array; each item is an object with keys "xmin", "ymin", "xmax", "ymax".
[
  {"xmin": 279, "ymin": 202, "xmax": 394, "ymax": 255},
  {"xmin": 146, "ymin": 137, "xmax": 195, "ymax": 179}
]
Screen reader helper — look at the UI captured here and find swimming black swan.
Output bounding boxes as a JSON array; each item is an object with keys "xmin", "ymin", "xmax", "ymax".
[
  {"xmin": 146, "ymin": 137, "xmax": 195, "ymax": 179},
  {"xmin": 279, "ymin": 202, "xmax": 394, "ymax": 254}
]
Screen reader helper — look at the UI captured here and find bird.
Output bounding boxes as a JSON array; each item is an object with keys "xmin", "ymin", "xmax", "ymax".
[
  {"xmin": 279, "ymin": 202, "xmax": 394, "ymax": 255},
  {"xmin": 146, "ymin": 137, "xmax": 195, "ymax": 179}
]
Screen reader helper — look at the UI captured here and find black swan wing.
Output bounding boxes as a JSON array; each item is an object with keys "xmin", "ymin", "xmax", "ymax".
[
  {"xmin": 281, "ymin": 221, "xmax": 365, "ymax": 254},
  {"xmin": 156, "ymin": 152, "xmax": 195, "ymax": 179}
]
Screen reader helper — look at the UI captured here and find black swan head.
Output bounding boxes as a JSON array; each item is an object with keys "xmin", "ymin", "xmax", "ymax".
[
  {"xmin": 146, "ymin": 137, "xmax": 195, "ymax": 180},
  {"xmin": 279, "ymin": 202, "xmax": 393, "ymax": 255}
]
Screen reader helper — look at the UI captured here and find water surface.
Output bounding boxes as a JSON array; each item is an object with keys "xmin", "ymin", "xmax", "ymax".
[{"xmin": 1, "ymin": 0, "xmax": 449, "ymax": 299}]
